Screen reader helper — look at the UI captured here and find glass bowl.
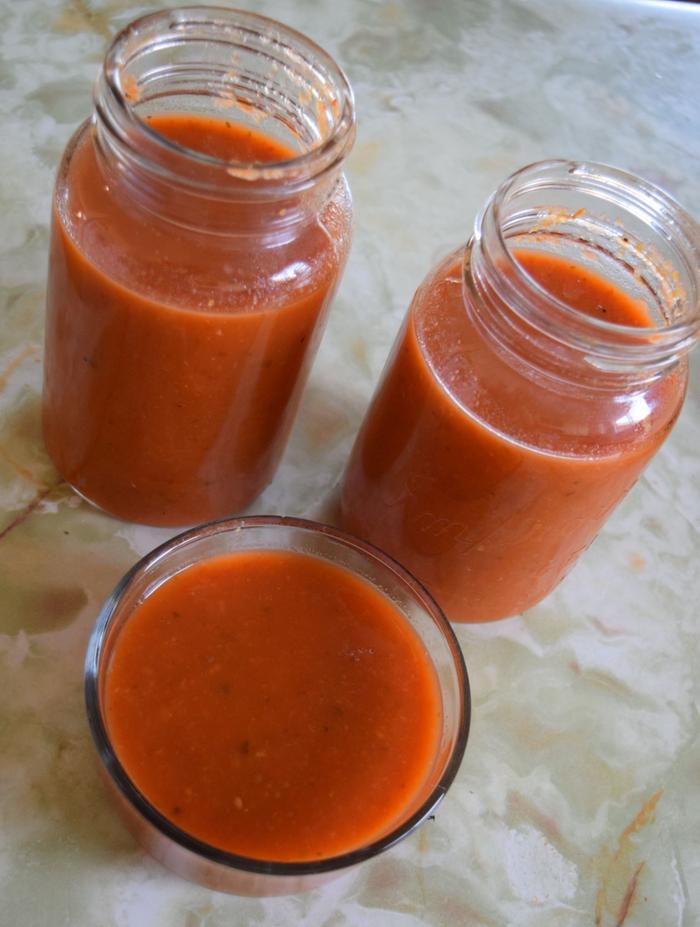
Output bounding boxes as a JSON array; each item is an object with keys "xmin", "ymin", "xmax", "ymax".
[{"xmin": 84, "ymin": 516, "xmax": 470, "ymax": 895}]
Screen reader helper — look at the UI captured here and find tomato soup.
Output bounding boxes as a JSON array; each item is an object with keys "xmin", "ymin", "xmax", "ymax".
[
  {"xmin": 103, "ymin": 550, "xmax": 442, "ymax": 862},
  {"xmin": 341, "ymin": 249, "xmax": 685, "ymax": 622},
  {"xmin": 43, "ymin": 114, "xmax": 351, "ymax": 526}
]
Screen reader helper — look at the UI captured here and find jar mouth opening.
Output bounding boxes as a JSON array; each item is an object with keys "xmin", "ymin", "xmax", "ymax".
[
  {"xmin": 98, "ymin": 6, "xmax": 355, "ymax": 190},
  {"xmin": 474, "ymin": 159, "xmax": 700, "ymax": 366}
]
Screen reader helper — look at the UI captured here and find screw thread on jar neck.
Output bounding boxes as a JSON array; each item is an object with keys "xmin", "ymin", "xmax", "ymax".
[
  {"xmin": 465, "ymin": 160, "xmax": 700, "ymax": 389},
  {"xmin": 92, "ymin": 6, "xmax": 355, "ymax": 239}
]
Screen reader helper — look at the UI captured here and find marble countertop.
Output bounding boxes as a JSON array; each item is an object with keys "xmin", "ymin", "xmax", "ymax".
[{"xmin": 1, "ymin": 0, "xmax": 699, "ymax": 924}]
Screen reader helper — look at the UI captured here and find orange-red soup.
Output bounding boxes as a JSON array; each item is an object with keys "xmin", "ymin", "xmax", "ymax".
[{"xmin": 104, "ymin": 550, "xmax": 442, "ymax": 861}]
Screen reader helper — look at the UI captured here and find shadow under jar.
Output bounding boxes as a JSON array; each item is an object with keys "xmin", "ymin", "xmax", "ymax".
[
  {"xmin": 43, "ymin": 7, "xmax": 355, "ymax": 526},
  {"xmin": 341, "ymin": 160, "xmax": 700, "ymax": 623},
  {"xmin": 84, "ymin": 517, "xmax": 469, "ymax": 895}
]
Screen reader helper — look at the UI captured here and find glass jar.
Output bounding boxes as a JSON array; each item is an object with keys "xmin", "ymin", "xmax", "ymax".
[
  {"xmin": 43, "ymin": 7, "xmax": 355, "ymax": 527},
  {"xmin": 341, "ymin": 161, "xmax": 700, "ymax": 623}
]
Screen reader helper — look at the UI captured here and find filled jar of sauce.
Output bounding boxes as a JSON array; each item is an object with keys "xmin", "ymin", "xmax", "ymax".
[
  {"xmin": 341, "ymin": 161, "xmax": 700, "ymax": 622},
  {"xmin": 43, "ymin": 8, "xmax": 355, "ymax": 526}
]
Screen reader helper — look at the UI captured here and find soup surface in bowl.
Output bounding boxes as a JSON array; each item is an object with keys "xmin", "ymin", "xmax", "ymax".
[{"xmin": 104, "ymin": 548, "xmax": 443, "ymax": 861}]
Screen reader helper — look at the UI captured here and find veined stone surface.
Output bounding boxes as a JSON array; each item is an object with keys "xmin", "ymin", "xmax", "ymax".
[{"xmin": 0, "ymin": 1, "xmax": 698, "ymax": 925}]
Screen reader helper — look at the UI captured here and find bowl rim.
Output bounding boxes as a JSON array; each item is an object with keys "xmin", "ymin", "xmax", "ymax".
[{"xmin": 84, "ymin": 514, "xmax": 471, "ymax": 877}]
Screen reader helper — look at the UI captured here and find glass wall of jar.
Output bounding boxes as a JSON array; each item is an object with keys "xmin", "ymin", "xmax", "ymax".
[
  {"xmin": 43, "ymin": 7, "xmax": 355, "ymax": 526},
  {"xmin": 341, "ymin": 161, "xmax": 700, "ymax": 622}
]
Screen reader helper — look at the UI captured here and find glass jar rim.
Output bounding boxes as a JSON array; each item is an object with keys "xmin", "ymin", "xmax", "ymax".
[
  {"xmin": 96, "ymin": 6, "xmax": 356, "ymax": 192},
  {"xmin": 472, "ymin": 159, "xmax": 700, "ymax": 370},
  {"xmin": 84, "ymin": 515, "xmax": 471, "ymax": 879}
]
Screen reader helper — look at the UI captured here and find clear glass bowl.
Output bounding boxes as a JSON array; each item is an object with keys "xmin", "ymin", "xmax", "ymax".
[{"xmin": 84, "ymin": 516, "xmax": 470, "ymax": 895}]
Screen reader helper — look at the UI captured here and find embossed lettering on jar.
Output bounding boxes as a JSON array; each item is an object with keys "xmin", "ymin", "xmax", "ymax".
[
  {"xmin": 43, "ymin": 8, "xmax": 355, "ymax": 526},
  {"xmin": 341, "ymin": 161, "xmax": 700, "ymax": 622}
]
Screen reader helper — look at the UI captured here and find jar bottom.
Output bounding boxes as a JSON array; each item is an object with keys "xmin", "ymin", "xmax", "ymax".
[{"xmin": 60, "ymin": 476, "xmax": 272, "ymax": 529}]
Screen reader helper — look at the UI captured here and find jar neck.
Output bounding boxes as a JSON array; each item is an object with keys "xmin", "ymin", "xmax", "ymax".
[
  {"xmin": 92, "ymin": 7, "xmax": 355, "ymax": 241},
  {"xmin": 464, "ymin": 160, "xmax": 700, "ymax": 390}
]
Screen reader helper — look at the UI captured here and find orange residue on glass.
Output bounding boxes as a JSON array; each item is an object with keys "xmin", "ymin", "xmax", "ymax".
[{"xmin": 122, "ymin": 73, "xmax": 140, "ymax": 103}]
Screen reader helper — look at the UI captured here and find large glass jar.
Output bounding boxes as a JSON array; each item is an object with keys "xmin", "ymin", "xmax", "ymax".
[
  {"xmin": 43, "ymin": 8, "xmax": 355, "ymax": 527},
  {"xmin": 341, "ymin": 161, "xmax": 700, "ymax": 623}
]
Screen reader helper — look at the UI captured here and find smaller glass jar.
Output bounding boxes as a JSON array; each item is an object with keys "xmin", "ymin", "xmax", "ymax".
[
  {"xmin": 43, "ymin": 8, "xmax": 355, "ymax": 526},
  {"xmin": 341, "ymin": 161, "xmax": 700, "ymax": 623},
  {"xmin": 84, "ymin": 516, "xmax": 470, "ymax": 895}
]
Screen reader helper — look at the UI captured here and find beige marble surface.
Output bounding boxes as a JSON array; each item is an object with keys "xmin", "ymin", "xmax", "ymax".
[{"xmin": 1, "ymin": 0, "xmax": 699, "ymax": 924}]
